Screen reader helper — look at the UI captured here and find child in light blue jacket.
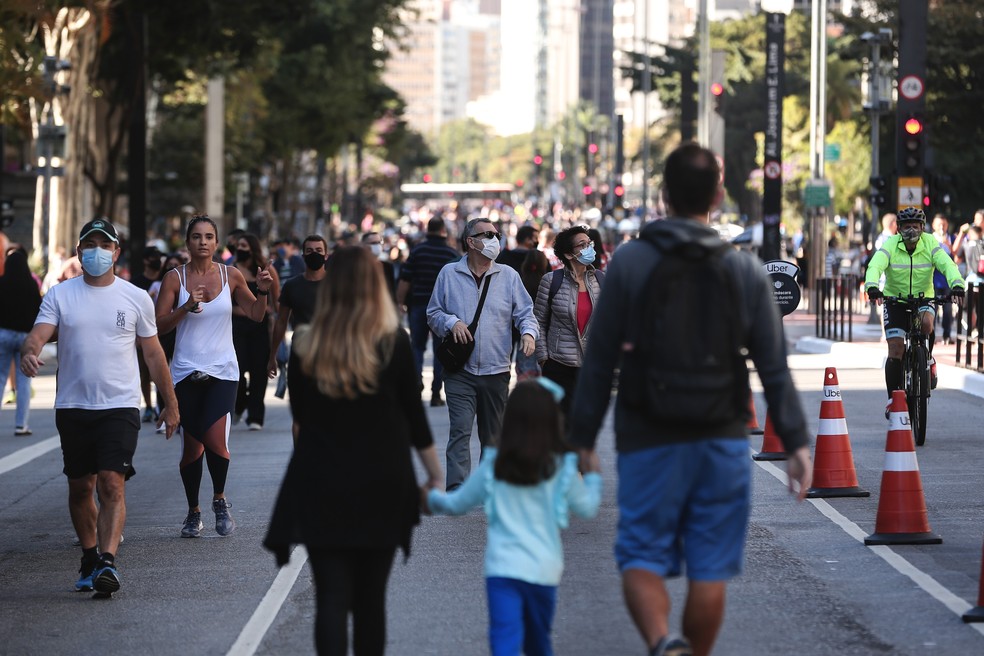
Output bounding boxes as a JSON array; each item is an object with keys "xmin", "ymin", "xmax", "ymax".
[{"xmin": 428, "ymin": 379, "xmax": 602, "ymax": 656}]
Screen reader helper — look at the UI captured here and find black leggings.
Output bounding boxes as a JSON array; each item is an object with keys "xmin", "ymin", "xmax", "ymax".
[
  {"xmin": 307, "ymin": 546, "xmax": 397, "ymax": 656},
  {"xmin": 232, "ymin": 316, "xmax": 270, "ymax": 425}
]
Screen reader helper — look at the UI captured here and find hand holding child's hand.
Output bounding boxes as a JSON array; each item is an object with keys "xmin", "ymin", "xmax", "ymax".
[{"xmin": 577, "ymin": 448, "xmax": 600, "ymax": 474}]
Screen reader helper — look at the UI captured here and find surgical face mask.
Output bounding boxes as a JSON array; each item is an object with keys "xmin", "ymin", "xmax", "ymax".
[
  {"xmin": 81, "ymin": 247, "xmax": 115, "ymax": 277},
  {"xmin": 477, "ymin": 237, "xmax": 500, "ymax": 260},
  {"xmin": 303, "ymin": 252, "xmax": 326, "ymax": 271},
  {"xmin": 369, "ymin": 243, "xmax": 383, "ymax": 257},
  {"xmin": 900, "ymin": 224, "xmax": 923, "ymax": 243},
  {"xmin": 575, "ymin": 245, "xmax": 597, "ymax": 266}
]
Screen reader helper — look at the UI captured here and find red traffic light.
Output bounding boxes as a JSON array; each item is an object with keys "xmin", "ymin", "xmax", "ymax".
[
  {"xmin": 515, "ymin": 179, "xmax": 524, "ymax": 188},
  {"xmin": 533, "ymin": 155, "xmax": 543, "ymax": 166},
  {"xmin": 588, "ymin": 143, "xmax": 599, "ymax": 154},
  {"xmin": 582, "ymin": 185, "xmax": 593, "ymax": 196},
  {"xmin": 904, "ymin": 117, "xmax": 923, "ymax": 135},
  {"xmin": 710, "ymin": 82, "xmax": 724, "ymax": 96},
  {"xmin": 557, "ymin": 171, "xmax": 566, "ymax": 181},
  {"xmin": 422, "ymin": 173, "xmax": 432, "ymax": 183},
  {"xmin": 614, "ymin": 184, "xmax": 624, "ymax": 197}
]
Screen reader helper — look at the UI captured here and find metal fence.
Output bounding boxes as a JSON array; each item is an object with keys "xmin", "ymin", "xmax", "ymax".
[
  {"xmin": 954, "ymin": 282, "xmax": 984, "ymax": 373},
  {"xmin": 815, "ymin": 275, "xmax": 863, "ymax": 342}
]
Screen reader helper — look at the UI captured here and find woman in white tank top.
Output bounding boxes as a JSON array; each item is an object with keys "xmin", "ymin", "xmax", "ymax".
[{"xmin": 154, "ymin": 215, "xmax": 275, "ymax": 539}]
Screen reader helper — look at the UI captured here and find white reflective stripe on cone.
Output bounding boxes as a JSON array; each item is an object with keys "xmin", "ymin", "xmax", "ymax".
[
  {"xmin": 889, "ymin": 411, "xmax": 912, "ymax": 430},
  {"xmin": 884, "ymin": 451, "xmax": 920, "ymax": 472},
  {"xmin": 817, "ymin": 418, "xmax": 848, "ymax": 435}
]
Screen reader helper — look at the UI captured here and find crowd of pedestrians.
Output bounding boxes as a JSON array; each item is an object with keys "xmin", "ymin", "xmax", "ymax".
[{"xmin": 4, "ymin": 143, "xmax": 866, "ymax": 656}]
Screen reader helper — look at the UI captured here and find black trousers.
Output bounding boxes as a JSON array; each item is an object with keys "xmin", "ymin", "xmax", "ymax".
[
  {"xmin": 232, "ymin": 317, "xmax": 270, "ymax": 426},
  {"xmin": 307, "ymin": 546, "xmax": 397, "ymax": 656},
  {"xmin": 541, "ymin": 359, "xmax": 580, "ymax": 419}
]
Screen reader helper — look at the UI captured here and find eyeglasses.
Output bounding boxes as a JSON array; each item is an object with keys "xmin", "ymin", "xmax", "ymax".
[
  {"xmin": 471, "ymin": 231, "xmax": 500, "ymax": 240},
  {"xmin": 572, "ymin": 240, "xmax": 593, "ymax": 252}
]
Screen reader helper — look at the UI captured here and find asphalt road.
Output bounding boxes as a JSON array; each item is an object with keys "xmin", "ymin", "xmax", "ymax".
[{"xmin": 2, "ymin": 336, "xmax": 984, "ymax": 655}]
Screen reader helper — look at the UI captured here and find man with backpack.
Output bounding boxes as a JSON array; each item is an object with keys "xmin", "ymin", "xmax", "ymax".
[{"xmin": 567, "ymin": 143, "xmax": 812, "ymax": 656}]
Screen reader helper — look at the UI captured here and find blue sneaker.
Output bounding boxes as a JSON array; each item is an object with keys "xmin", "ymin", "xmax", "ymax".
[
  {"xmin": 92, "ymin": 561, "xmax": 121, "ymax": 595},
  {"xmin": 212, "ymin": 498, "xmax": 235, "ymax": 536},
  {"xmin": 75, "ymin": 558, "xmax": 95, "ymax": 592}
]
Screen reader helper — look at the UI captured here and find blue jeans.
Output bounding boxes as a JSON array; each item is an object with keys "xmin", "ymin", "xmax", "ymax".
[
  {"xmin": 0, "ymin": 328, "xmax": 31, "ymax": 429},
  {"xmin": 408, "ymin": 304, "xmax": 443, "ymax": 395},
  {"xmin": 486, "ymin": 577, "xmax": 557, "ymax": 656}
]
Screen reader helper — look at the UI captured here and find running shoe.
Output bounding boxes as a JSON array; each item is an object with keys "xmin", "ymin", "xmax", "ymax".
[
  {"xmin": 213, "ymin": 498, "xmax": 236, "ymax": 536},
  {"xmin": 247, "ymin": 422, "xmax": 262, "ymax": 431},
  {"xmin": 75, "ymin": 558, "xmax": 96, "ymax": 592},
  {"xmin": 181, "ymin": 510, "xmax": 203, "ymax": 538},
  {"xmin": 650, "ymin": 635, "xmax": 692, "ymax": 656},
  {"xmin": 14, "ymin": 426, "xmax": 32, "ymax": 436},
  {"xmin": 92, "ymin": 560, "xmax": 121, "ymax": 595}
]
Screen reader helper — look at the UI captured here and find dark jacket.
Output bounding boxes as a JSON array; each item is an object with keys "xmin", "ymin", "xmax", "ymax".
[
  {"xmin": 263, "ymin": 330, "xmax": 432, "ymax": 565},
  {"xmin": 567, "ymin": 218, "xmax": 809, "ymax": 454}
]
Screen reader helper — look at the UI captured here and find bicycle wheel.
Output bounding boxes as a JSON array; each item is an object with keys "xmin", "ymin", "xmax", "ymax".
[{"xmin": 908, "ymin": 344, "xmax": 929, "ymax": 446}]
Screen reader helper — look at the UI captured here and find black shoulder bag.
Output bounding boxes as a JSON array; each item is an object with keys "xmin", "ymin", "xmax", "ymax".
[{"xmin": 435, "ymin": 275, "xmax": 492, "ymax": 373}]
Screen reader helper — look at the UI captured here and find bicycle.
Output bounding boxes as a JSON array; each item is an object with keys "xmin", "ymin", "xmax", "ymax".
[{"xmin": 884, "ymin": 294, "xmax": 949, "ymax": 446}]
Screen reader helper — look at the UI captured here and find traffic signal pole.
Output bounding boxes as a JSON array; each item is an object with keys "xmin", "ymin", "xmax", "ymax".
[{"xmin": 895, "ymin": 1, "xmax": 928, "ymax": 210}]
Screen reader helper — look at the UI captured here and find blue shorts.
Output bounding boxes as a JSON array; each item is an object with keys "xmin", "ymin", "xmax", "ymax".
[{"xmin": 615, "ymin": 439, "xmax": 751, "ymax": 581}]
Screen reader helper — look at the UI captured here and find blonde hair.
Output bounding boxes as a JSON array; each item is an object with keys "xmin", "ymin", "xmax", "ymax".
[{"xmin": 294, "ymin": 247, "xmax": 399, "ymax": 399}]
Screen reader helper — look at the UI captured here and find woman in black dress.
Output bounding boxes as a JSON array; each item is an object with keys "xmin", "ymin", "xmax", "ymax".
[{"xmin": 264, "ymin": 246, "xmax": 443, "ymax": 656}]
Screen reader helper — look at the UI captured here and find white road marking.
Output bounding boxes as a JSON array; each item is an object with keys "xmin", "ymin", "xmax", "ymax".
[
  {"xmin": 226, "ymin": 545, "xmax": 309, "ymax": 656},
  {"xmin": 754, "ymin": 454, "xmax": 984, "ymax": 636},
  {"xmin": 0, "ymin": 436, "xmax": 60, "ymax": 476}
]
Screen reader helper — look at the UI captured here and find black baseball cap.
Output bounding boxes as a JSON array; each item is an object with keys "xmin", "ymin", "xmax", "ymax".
[
  {"xmin": 143, "ymin": 245, "xmax": 164, "ymax": 259},
  {"xmin": 79, "ymin": 218, "xmax": 119, "ymax": 243}
]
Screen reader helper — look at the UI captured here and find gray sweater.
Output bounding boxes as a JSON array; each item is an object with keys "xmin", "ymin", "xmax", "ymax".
[
  {"xmin": 567, "ymin": 218, "xmax": 810, "ymax": 454},
  {"xmin": 533, "ymin": 267, "xmax": 603, "ymax": 367}
]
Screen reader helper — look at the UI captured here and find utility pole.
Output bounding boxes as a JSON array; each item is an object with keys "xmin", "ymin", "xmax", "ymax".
[
  {"xmin": 640, "ymin": 0, "xmax": 651, "ymax": 220},
  {"xmin": 862, "ymin": 28, "xmax": 892, "ymax": 324},
  {"xmin": 807, "ymin": 0, "xmax": 828, "ymax": 310}
]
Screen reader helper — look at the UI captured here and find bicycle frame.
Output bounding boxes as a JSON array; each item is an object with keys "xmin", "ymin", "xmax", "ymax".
[{"xmin": 886, "ymin": 295, "xmax": 943, "ymax": 446}]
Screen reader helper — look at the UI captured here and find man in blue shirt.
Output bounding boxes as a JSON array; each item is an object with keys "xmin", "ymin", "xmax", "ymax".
[{"xmin": 427, "ymin": 218, "xmax": 539, "ymax": 489}]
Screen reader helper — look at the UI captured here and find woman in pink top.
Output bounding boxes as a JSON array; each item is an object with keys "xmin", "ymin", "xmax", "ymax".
[{"xmin": 532, "ymin": 226, "xmax": 605, "ymax": 419}]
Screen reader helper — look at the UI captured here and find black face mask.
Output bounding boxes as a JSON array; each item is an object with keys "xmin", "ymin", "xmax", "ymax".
[
  {"xmin": 236, "ymin": 249, "xmax": 252, "ymax": 263},
  {"xmin": 147, "ymin": 258, "xmax": 163, "ymax": 271},
  {"xmin": 303, "ymin": 252, "xmax": 326, "ymax": 271}
]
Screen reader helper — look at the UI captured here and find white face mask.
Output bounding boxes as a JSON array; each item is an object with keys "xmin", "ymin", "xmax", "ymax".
[
  {"xmin": 369, "ymin": 243, "xmax": 383, "ymax": 257},
  {"xmin": 478, "ymin": 237, "xmax": 500, "ymax": 261}
]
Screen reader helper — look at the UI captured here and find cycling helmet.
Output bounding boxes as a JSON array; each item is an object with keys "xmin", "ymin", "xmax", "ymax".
[{"xmin": 897, "ymin": 206, "xmax": 926, "ymax": 224}]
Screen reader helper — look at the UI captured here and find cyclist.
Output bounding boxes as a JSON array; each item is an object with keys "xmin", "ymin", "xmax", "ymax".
[{"xmin": 865, "ymin": 207, "xmax": 964, "ymax": 415}]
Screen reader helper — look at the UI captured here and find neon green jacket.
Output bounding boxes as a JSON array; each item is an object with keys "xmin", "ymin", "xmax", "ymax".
[{"xmin": 864, "ymin": 232, "xmax": 964, "ymax": 297}]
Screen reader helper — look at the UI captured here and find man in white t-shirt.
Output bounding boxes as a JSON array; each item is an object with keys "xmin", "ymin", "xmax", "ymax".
[{"xmin": 20, "ymin": 218, "xmax": 179, "ymax": 598}]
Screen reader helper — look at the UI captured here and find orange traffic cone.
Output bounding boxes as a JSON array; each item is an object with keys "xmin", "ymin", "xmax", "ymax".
[
  {"xmin": 752, "ymin": 413, "xmax": 788, "ymax": 461},
  {"xmin": 864, "ymin": 390, "xmax": 941, "ymax": 545},
  {"xmin": 962, "ymin": 536, "xmax": 984, "ymax": 622},
  {"xmin": 807, "ymin": 368, "xmax": 869, "ymax": 498},
  {"xmin": 747, "ymin": 394, "xmax": 764, "ymax": 435}
]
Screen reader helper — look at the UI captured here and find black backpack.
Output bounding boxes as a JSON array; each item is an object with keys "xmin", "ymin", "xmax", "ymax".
[{"xmin": 619, "ymin": 233, "xmax": 749, "ymax": 428}]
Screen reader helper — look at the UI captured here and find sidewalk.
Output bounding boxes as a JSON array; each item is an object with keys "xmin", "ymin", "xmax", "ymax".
[{"xmin": 783, "ymin": 307, "xmax": 984, "ymax": 399}]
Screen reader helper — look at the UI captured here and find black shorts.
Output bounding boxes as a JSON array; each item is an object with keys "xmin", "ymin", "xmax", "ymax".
[
  {"xmin": 56, "ymin": 408, "xmax": 140, "ymax": 480},
  {"xmin": 882, "ymin": 300, "xmax": 935, "ymax": 340},
  {"xmin": 175, "ymin": 377, "xmax": 238, "ymax": 439}
]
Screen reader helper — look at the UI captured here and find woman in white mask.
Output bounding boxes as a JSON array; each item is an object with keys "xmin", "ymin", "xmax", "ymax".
[{"xmin": 532, "ymin": 225, "xmax": 605, "ymax": 420}]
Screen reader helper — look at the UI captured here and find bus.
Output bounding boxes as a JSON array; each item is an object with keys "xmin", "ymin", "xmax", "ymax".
[{"xmin": 399, "ymin": 182, "xmax": 515, "ymax": 209}]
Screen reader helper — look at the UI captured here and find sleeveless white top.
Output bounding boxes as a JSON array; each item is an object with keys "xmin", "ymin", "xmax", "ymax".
[{"xmin": 171, "ymin": 264, "xmax": 240, "ymax": 384}]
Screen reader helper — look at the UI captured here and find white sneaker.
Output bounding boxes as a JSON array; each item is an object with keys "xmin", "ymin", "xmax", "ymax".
[{"xmin": 247, "ymin": 422, "xmax": 262, "ymax": 431}]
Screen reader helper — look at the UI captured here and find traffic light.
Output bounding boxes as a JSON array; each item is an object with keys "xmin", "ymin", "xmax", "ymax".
[
  {"xmin": 533, "ymin": 154, "xmax": 543, "ymax": 167},
  {"xmin": 613, "ymin": 184, "xmax": 624, "ymax": 198},
  {"xmin": 900, "ymin": 114, "xmax": 924, "ymax": 176},
  {"xmin": 422, "ymin": 173, "xmax": 432, "ymax": 183},
  {"xmin": 587, "ymin": 143, "xmax": 598, "ymax": 155},
  {"xmin": 869, "ymin": 175, "xmax": 887, "ymax": 208},
  {"xmin": 710, "ymin": 81, "xmax": 725, "ymax": 115}
]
